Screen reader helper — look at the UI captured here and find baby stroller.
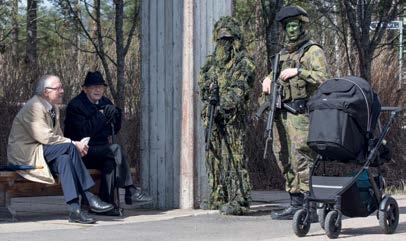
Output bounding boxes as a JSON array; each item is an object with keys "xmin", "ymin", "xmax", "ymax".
[{"xmin": 292, "ymin": 76, "xmax": 401, "ymax": 239}]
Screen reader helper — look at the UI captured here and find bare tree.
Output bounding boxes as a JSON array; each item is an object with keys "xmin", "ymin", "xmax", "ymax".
[
  {"xmin": 26, "ymin": 0, "xmax": 38, "ymax": 82},
  {"xmin": 61, "ymin": 0, "xmax": 140, "ymax": 109},
  {"xmin": 260, "ymin": 0, "xmax": 283, "ymax": 71},
  {"xmin": 11, "ymin": 0, "xmax": 19, "ymax": 61},
  {"xmin": 310, "ymin": 0, "xmax": 402, "ymax": 81},
  {"xmin": 341, "ymin": 0, "xmax": 401, "ymax": 81},
  {"xmin": 0, "ymin": 1, "xmax": 5, "ymax": 52}
]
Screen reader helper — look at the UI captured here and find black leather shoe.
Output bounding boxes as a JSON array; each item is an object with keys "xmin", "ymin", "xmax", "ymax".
[
  {"xmin": 90, "ymin": 207, "xmax": 124, "ymax": 216},
  {"xmin": 88, "ymin": 195, "xmax": 114, "ymax": 213},
  {"xmin": 125, "ymin": 187, "xmax": 153, "ymax": 205},
  {"xmin": 69, "ymin": 207, "xmax": 96, "ymax": 224}
]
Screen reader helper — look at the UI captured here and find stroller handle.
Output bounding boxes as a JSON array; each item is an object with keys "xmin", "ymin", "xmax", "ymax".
[{"xmin": 380, "ymin": 106, "xmax": 402, "ymax": 113}]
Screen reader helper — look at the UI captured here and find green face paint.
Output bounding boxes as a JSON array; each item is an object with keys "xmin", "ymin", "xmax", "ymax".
[{"xmin": 285, "ymin": 20, "xmax": 301, "ymax": 42}]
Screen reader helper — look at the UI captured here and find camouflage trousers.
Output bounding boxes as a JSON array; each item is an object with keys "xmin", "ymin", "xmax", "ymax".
[
  {"xmin": 273, "ymin": 111, "xmax": 315, "ymax": 194},
  {"xmin": 204, "ymin": 125, "xmax": 252, "ymax": 215}
]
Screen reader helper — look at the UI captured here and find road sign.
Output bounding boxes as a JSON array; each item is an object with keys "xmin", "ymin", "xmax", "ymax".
[{"xmin": 370, "ymin": 21, "xmax": 401, "ymax": 30}]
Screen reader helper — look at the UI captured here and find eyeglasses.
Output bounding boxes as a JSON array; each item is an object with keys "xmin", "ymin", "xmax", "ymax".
[{"xmin": 46, "ymin": 86, "xmax": 64, "ymax": 91}]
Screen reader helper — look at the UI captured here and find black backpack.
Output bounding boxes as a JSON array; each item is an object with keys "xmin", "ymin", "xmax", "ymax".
[{"xmin": 307, "ymin": 76, "xmax": 381, "ymax": 161}]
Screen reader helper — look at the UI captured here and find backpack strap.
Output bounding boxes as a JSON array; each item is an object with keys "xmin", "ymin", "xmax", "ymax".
[{"xmin": 295, "ymin": 40, "xmax": 322, "ymax": 69}]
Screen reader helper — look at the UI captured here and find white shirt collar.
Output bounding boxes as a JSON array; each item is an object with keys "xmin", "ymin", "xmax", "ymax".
[{"xmin": 42, "ymin": 98, "xmax": 53, "ymax": 112}]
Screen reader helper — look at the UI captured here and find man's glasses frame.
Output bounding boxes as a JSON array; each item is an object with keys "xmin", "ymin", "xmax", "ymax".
[{"xmin": 46, "ymin": 86, "xmax": 64, "ymax": 91}]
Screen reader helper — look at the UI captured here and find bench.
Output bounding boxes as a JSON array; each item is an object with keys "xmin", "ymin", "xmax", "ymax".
[{"xmin": 0, "ymin": 168, "xmax": 136, "ymax": 221}]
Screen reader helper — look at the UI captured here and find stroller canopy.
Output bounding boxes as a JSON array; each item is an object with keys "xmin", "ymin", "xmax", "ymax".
[
  {"xmin": 308, "ymin": 76, "xmax": 381, "ymax": 134},
  {"xmin": 307, "ymin": 76, "xmax": 381, "ymax": 161}
]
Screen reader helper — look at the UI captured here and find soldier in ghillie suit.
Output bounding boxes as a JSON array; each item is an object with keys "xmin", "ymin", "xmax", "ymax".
[
  {"xmin": 199, "ymin": 16, "xmax": 255, "ymax": 215},
  {"xmin": 261, "ymin": 6, "xmax": 329, "ymax": 220}
]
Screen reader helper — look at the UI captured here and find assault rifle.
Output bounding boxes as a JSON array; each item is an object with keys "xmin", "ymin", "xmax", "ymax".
[
  {"xmin": 256, "ymin": 53, "xmax": 297, "ymax": 159},
  {"xmin": 205, "ymin": 82, "xmax": 220, "ymax": 153},
  {"xmin": 204, "ymin": 81, "xmax": 220, "ymax": 186}
]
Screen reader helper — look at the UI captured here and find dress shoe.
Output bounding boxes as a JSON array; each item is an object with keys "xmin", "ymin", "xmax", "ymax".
[
  {"xmin": 90, "ymin": 206, "xmax": 124, "ymax": 216},
  {"xmin": 69, "ymin": 207, "xmax": 96, "ymax": 224},
  {"xmin": 88, "ymin": 195, "xmax": 114, "ymax": 213},
  {"xmin": 125, "ymin": 187, "xmax": 152, "ymax": 205}
]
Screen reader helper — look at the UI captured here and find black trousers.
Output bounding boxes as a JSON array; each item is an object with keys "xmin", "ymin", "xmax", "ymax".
[
  {"xmin": 83, "ymin": 144, "xmax": 133, "ymax": 203},
  {"xmin": 43, "ymin": 143, "xmax": 95, "ymax": 203}
]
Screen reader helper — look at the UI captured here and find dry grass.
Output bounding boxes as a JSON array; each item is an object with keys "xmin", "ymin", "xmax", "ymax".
[{"xmin": 370, "ymin": 51, "xmax": 406, "ymax": 189}]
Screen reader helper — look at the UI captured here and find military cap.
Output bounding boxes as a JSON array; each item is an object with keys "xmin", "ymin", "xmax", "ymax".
[{"xmin": 276, "ymin": 6, "xmax": 309, "ymax": 23}]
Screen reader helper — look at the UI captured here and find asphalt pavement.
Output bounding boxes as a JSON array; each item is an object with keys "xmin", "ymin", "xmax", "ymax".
[{"xmin": 0, "ymin": 191, "xmax": 405, "ymax": 241}]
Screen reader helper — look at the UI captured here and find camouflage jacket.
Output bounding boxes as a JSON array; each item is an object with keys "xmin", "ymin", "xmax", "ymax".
[
  {"xmin": 199, "ymin": 52, "xmax": 255, "ymax": 126},
  {"xmin": 268, "ymin": 41, "xmax": 329, "ymax": 102}
]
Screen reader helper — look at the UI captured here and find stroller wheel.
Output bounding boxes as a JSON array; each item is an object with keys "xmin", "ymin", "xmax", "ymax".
[
  {"xmin": 317, "ymin": 206, "xmax": 328, "ymax": 230},
  {"xmin": 292, "ymin": 209, "xmax": 311, "ymax": 237},
  {"xmin": 325, "ymin": 210, "xmax": 341, "ymax": 239},
  {"xmin": 379, "ymin": 196, "xmax": 399, "ymax": 234}
]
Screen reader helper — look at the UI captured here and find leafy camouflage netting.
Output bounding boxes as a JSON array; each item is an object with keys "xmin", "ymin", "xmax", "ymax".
[{"xmin": 199, "ymin": 16, "xmax": 255, "ymax": 215}]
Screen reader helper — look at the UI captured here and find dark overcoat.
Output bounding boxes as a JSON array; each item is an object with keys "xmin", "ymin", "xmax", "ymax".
[{"xmin": 64, "ymin": 91, "xmax": 121, "ymax": 146}]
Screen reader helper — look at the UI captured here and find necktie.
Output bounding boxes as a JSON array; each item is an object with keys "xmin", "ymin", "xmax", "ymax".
[{"xmin": 49, "ymin": 108, "xmax": 56, "ymax": 127}]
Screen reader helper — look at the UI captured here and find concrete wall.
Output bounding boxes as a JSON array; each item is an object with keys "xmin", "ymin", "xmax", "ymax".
[{"xmin": 141, "ymin": 0, "xmax": 233, "ymax": 209}]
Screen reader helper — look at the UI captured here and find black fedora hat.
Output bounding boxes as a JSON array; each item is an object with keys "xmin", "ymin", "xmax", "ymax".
[{"xmin": 82, "ymin": 71, "xmax": 107, "ymax": 87}]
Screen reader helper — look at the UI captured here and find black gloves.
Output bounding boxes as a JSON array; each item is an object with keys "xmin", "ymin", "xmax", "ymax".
[{"xmin": 103, "ymin": 104, "xmax": 119, "ymax": 123}]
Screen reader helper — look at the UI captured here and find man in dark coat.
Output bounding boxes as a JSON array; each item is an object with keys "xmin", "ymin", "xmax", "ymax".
[{"xmin": 64, "ymin": 71, "xmax": 152, "ymax": 215}]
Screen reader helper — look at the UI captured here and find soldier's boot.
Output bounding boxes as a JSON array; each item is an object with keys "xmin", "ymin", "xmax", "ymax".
[{"xmin": 271, "ymin": 193, "xmax": 303, "ymax": 220}]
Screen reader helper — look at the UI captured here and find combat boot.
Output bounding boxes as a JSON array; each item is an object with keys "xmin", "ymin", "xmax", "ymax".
[{"xmin": 271, "ymin": 193, "xmax": 303, "ymax": 220}]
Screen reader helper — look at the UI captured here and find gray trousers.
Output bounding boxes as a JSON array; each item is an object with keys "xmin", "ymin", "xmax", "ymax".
[{"xmin": 44, "ymin": 143, "xmax": 95, "ymax": 203}]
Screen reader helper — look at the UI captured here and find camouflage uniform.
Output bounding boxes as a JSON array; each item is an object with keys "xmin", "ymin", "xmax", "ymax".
[
  {"xmin": 199, "ymin": 16, "xmax": 255, "ymax": 215},
  {"xmin": 272, "ymin": 43, "xmax": 329, "ymax": 194},
  {"xmin": 263, "ymin": 6, "xmax": 330, "ymax": 220}
]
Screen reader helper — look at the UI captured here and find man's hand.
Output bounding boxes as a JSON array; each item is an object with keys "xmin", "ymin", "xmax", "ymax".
[
  {"xmin": 103, "ymin": 104, "xmax": 118, "ymax": 123},
  {"xmin": 73, "ymin": 141, "xmax": 89, "ymax": 157},
  {"xmin": 279, "ymin": 68, "xmax": 299, "ymax": 81},
  {"xmin": 262, "ymin": 76, "xmax": 272, "ymax": 94}
]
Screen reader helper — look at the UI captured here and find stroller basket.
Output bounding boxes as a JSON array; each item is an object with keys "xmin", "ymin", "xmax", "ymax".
[{"xmin": 311, "ymin": 170, "xmax": 379, "ymax": 218}]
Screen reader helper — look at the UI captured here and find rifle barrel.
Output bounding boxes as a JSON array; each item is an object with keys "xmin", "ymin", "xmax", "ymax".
[{"xmin": 263, "ymin": 53, "xmax": 281, "ymax": 159}]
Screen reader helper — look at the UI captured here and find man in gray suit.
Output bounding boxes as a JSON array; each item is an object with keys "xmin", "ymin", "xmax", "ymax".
[{"xmin": 8, "ymin": 75, "xmax": 113, "ymax": 224}]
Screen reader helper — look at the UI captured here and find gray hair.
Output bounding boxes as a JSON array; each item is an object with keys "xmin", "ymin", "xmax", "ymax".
[{"xmin": 34, "ymin": 75, "xmax": 58, "ymax": 96}]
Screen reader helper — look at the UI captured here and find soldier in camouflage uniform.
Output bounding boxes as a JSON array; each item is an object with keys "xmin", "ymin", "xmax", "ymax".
[
  {"xmin": 199, "ymin": 16, "xmax": 255, "ymax": 215},
  {"xmin": 261, "ymin": 6, "xmax": 330, "ymax": 220}
]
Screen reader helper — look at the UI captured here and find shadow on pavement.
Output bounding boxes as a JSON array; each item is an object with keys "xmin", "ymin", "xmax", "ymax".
[
  {"xmin": 245, "ymin": 201, "xmax": 286, "ymax": 216},
  {"xmin": 0, "ymin": 208, "xmax": 166, "ymax": 224},
  {"xmin": 398, "ymin": 206, "xmax": 406, "ymax": 214},
  {"xmin": 339, "ymin": 221, "xmax": 406, "ymax": 238},
  {"xmin": 0, "ymin": 195, "xmax": 161, "ymax": 224}
]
